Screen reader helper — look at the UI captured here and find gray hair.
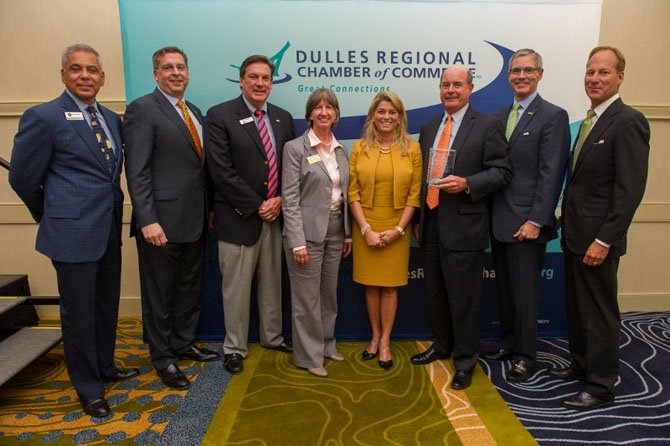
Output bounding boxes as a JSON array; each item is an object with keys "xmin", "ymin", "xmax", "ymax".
[
  {"xmin": 508, "ymin": 48, "xmax": 543, "ymax": 71},
  {"xmin": 61, "ymin": 44, "xmax": 102, "ymax": 68}
]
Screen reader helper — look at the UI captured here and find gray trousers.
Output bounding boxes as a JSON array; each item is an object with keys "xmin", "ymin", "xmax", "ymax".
[
  {"xmin": 219, "ymin": 220, "xmax": 284, "ymax": 356},
  {"xmin": 285, "ymin": 213, "xmax": 344, "ymax": 369}
]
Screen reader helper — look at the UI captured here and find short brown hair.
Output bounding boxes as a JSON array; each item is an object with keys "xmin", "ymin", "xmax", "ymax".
[
  {"xmin": 152, "ymin": 46, "xmax": 188, "ymax": 70},
  {"xmin": 305, "ymin": 88, "xmax": 340, "ymax": 129},
  {"xmin": 239, "ymin": 55, "xmax": 275, "ymax": 78},
  {"xmin": 589, "ymin": 46, "xmax": 626, "ymax": 72}
]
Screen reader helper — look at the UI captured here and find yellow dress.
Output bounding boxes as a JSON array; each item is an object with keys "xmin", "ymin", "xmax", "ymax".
[{"xmin": 348, "ymin": 140, "xmax": 422, "ymax": 287}]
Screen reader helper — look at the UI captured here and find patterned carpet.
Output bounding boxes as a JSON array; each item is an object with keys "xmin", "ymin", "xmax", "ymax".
[
  {"xmin": 0, "ymin": 318, "xmax": 213, "ymax": 445},
  {"xmin": 202, "ymin": 340, "xmax": 532, "ymax": 445},
  {"xmin": 2, "ymin": 313, "xmax": 669, "ymax": 444},
  {"xmin": 481, "ymin": 312, "xmax": 670, "ymax": 445}
]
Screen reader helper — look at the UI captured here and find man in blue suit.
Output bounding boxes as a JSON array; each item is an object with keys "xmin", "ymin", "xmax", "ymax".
[
  {"xmin": 487, "ymin": 49, "xmax": 570, "ymax": 382},
  {"xmin": 9, "ymin": 44, "xmax": 138, "ymax": 417}
]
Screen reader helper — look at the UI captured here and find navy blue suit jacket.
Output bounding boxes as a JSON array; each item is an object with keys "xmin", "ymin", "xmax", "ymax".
[
  {"xmin": 9, "ymin": 91, "xmax": 123, "ymax": 262},
  {"xmin": 205, "ymin": 95, "xmax": 295, "ymax": 246},
  {"xmin": 492, "ymin": 95, "xmax": 570, "ymax": 244}
]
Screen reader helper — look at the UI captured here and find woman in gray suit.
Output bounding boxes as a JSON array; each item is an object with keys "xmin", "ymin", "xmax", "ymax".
[{"xmin": 282, "ymin": 88, "xmax": 352, "ymax": 377}]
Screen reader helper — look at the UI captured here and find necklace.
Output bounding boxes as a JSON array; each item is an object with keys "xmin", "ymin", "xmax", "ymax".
[{"xmin": 379, "ymin": 145, "xmax": 391, "ymax": 154}]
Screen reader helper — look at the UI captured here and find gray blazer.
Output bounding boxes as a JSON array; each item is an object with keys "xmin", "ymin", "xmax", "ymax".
[{"xmin": 281, "ymin": 131, "xmax": 351, "ymax": 248}]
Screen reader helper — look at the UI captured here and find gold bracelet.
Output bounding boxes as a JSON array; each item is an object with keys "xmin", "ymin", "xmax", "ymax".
[
  {"xmin": 360, "ymin": 223, "xmax": 371, "ymax": 236},
  {"xmin": 395, "ymin": 225, "xmax": 405, "ymax": 236}
]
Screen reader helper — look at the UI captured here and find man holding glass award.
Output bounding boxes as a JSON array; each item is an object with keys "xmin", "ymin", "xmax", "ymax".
[{"xmin": 411, "ymin": 65, "xmax": 511, "ymax": 391}]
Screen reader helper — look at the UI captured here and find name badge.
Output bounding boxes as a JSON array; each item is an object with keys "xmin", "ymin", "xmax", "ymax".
[
  {"xmin": 65, "ymin": 111, "xmax": 84, "ymax": 120},
  {"xmin": 307, "ymin": 155, "xmax": 321, "ymax": 164},
  {"xmin": 239, "ymin": 116, "xmax": 254, "ymax": 125}
]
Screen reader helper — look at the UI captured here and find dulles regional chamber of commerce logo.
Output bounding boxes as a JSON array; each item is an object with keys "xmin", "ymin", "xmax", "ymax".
[
  {"xmin": 226, "ymin": 40, "xmax": 515, "ymax": 137},
  {"xmin": 226, "ymin": 41, "xmax": 293, "ymax": 84}
]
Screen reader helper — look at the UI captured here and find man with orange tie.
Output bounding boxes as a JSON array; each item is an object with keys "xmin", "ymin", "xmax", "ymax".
[
  {"xmin": 411, "ymin": 65, "xmax": 511, "ymax": 390},
  {"xmin": 124, "ymin": 46, "xmax": 219, "ymax": 390}
]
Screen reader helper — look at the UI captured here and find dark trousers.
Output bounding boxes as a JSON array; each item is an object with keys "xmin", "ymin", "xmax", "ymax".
[
  {"xmin": 491, "ymin": 237, "xmax": 546, "ymax": 366},
  {"xmin": 421, "ymin": 210, "xmax": 482, "ymax": 371},
  {"xmin": 53, "ymin": 226, "xmax": 121, "ymax": 401},
  {"xmin": 565, "ymin": 251, "xmax": 620, "ymax": 398},
  {"xmin": 136, "ymin": 234, "xmax": 204, "ymax": 370}
]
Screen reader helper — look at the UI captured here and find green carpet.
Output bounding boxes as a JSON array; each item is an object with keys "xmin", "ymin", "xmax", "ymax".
[{"xmin": 203, "ymin": 341, "xmax": 535, "ymax": 445}]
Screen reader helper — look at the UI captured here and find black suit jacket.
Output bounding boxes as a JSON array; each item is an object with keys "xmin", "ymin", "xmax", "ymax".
[
  {"xmin": 123, "ymin": 88, "xmax": 208, "ymax": 243},
  {"xmin": 492, "ymin": 95, "xmax": 570, "ymax": 244},
  {"xmin": 417, "ymin": 106, "xmax": 512, "ymax": 251},
  {"xmin": 561, "ymin": 98, "xmax": 650, "ymax": 257},
  {"xmin": 205, "ymin": 95, "xmax": 295, "ymax": 245}
]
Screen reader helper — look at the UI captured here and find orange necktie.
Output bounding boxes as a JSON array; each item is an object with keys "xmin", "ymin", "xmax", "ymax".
[
  {"xmin": 426, "ymin": 115, "xmax": 452, "ymax": 209},
  {"xmin": 177, "ymin": 101, "xmax": 203, "ymax": 158}
]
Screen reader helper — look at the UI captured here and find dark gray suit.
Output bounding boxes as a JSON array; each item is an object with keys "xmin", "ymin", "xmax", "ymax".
[
  {"xmin": 561, "ymin": 98, "xmax": 649, "ymax": 398},
  {"xmin": 282, "ymin": 131, "xmax": 350, "ymax": 369},
  {"xmin": 417, "ymin": 105, "xmax": 511, "ymax": 371},
  {"xmin": 123, "ymin": 88, "xmax": 208, "ymax": 370},
  {"xmin": 491, "ymin": 95, "xmax": 570, "ymax": 366}
]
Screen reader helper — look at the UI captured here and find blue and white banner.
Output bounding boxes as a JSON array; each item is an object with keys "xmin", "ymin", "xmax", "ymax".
[{"xmin": 119, "ymin": 0, "xmax": 602, "ymax": 339}]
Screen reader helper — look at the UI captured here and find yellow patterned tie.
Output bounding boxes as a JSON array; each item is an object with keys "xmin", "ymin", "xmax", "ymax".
[
  {"xmin": 505, "ymin": 103, "xmax": 520, "ymax": 140},
  {"xmin": 426, "ymin": 115, "xmax": 453, "ymax": 209},
  {"xmin": 177, "ymin": 101, "xmax": 203, "ymax": 158},
  {"xmin": 572, "ymin": 109, "xmax": 597, "ymax": 169}
]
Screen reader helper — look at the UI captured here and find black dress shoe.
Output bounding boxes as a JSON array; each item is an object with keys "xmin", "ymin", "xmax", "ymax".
[
  {"xmin": 451, "ymin": 369, "xmax": 473, "ymax": 390},
  {"xmin": 157, "ymin": 363, "xmax": 190, "ymax": 389},
  {"xmin": 266, "ymin": 340, "xmax": 293, "ymax": 353},
  {"xmin": 379, "ymin": 359, "xmax": 394, "ymax": 370},
  {"xmin": 361, "ymin": 350, "xmax": 378, "ymax": 361},
  {"xmin": 548, "ymin": 364, "xmax": 585, "ymax": 380},
  {"xmin": 224, "ymin": 353, "xmax": 244, "ymax": 374},
  {"xmin": 81, "ymin": 397, "xmax": 111, "ymax": 417},
  {"xmin": 507, "ymin": 360, "xmax": 534, "ymax": 382},
  {"xmin": 179, "ymin": 345, "xmax": 220, "ymax": 362},
  {"xmin": 483, "ymin": 348, "xmax": 512, "ymax": 361},
  {"xmin": 410, "ymin": 346, "xmax": 451, "ymax": 365},
  {"xmin": 562, "ymin": 391, "xmax": 613, "ymax": 411},
  {"xmin": 103, "ymin": 367, "xmax": 140, "ymax": 382}
]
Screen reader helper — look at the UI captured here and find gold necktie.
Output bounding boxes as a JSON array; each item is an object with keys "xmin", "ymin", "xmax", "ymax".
[{"xmin": 177, "ymin": 101, "xmax": 203, "ymax": 158}]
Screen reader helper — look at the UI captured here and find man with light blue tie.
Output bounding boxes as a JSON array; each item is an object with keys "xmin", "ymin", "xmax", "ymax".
[
  {"xmin": 9, "ymin": 44, "xmax": 138, "ymax": 418},
  {"xmin": 487, "ymin": 49, "xmax": 570, "ymax": 382}
]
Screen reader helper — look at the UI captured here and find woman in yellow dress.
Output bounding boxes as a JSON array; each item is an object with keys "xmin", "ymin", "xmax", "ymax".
[{"xmin": 348, "ymin": 92, "xmax": 422, "ymax": 369}]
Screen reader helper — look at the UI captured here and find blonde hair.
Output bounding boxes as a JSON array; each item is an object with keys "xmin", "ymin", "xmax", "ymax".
[{"xmin": 361, "ymin": 91, "xmax": 412, "ymax": 156}]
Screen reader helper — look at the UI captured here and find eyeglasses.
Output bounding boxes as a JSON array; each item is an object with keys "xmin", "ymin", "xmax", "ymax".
[
  {"xmin": 509, "ymin": 67, "xmax": 539, "ymax": 75},
  {"xmin": 159, "ymin": 63, "xmax": 187, "ymax": 72}
]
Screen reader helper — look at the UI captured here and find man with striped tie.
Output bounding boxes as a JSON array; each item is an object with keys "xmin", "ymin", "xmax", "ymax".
[
  {"xmin": 205, "ymin": 55, "xmax": 295, "ymax": 375},
  {"xmin": 124, "ymin": 47, "xmax": 219, "ymax": 390}
]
